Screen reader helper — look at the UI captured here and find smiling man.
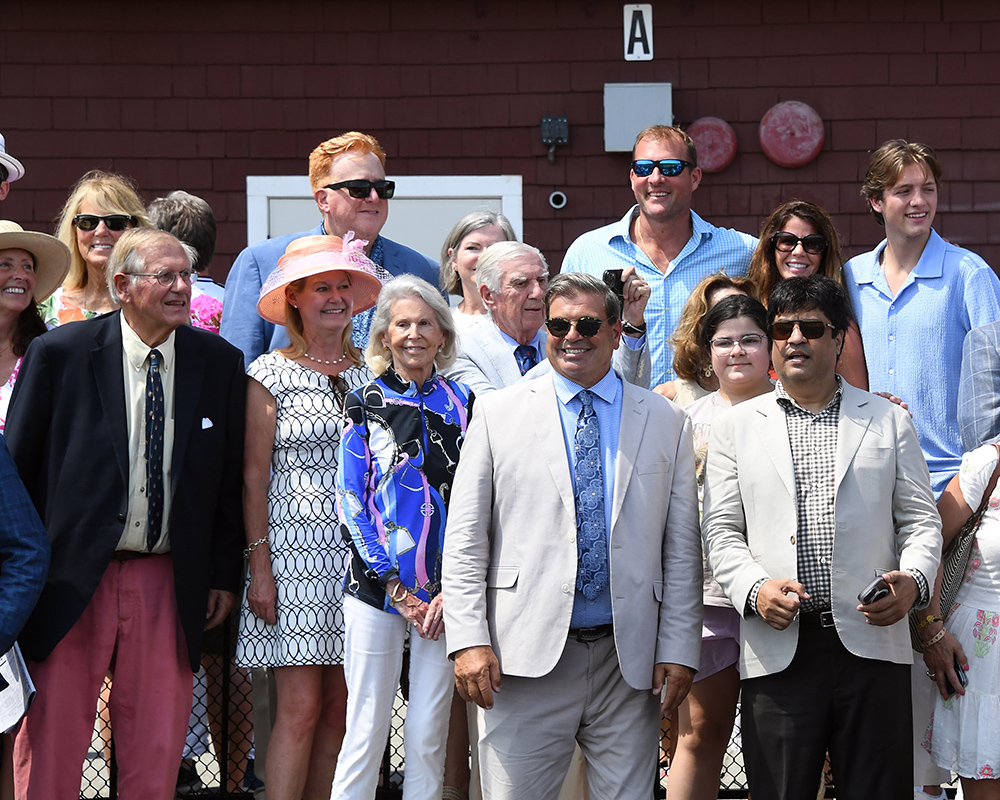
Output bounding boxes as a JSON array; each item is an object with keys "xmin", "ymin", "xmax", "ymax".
[
  {"xmin": 6, "ymin": 229, "xmax": 246, "ymax": 800},
  {"xmin": 845, "ymin": 140, "xmax": 1000, "ymax": 497},
  {"xmin": 702, "ymin": 275, "xmax": 941, "ymax": 800},
  {"xmin": 562, "ymin": 125, "xmax": 756, "ymax": 386},
  {"xmin": 220, "ymin": 131, "xmax": 438, "ymax": 366},
  {"xmin": 447, "ymin": 241, "xmax": 650, "ymax": 393},
  {"xmin": 443, "ymin": 272, "xmax": 702, "ymax": 800}
]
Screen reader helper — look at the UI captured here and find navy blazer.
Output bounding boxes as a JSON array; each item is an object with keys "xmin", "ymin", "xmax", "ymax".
[
  {"xmin": 5, "ymin": 312, "xmax": 246, "ymax": 671},
  {"xmin": 0, "ymin": 435, "xmax": 49, "ymax": 655}
]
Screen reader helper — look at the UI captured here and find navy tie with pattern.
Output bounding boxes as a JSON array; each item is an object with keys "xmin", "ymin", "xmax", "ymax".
[
  {"xmin": 145, "ymin": 349, "xmax": 164, "ymax": 552},
  {"xmin": 514, "ymin": 344, "xmax": 538, "ymax": 375},
  {"xmin": 574, "ymin": 390, "xmax": 608, "ymax": 601}
]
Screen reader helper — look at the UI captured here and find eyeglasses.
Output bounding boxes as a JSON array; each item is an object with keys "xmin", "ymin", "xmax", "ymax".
[
  {"xmin": 73, "ymin": 214, "xmax": 136, "ymax": 232},
  {"xmin": 129, "ymin": 268, "xmax": 195, "ymax": 287},
  {"xmin": 324, "ymin": 180, "xmax": 396, "ymax": 200},
  {"xmin": 771, "ymin": 319, "xmax": 837, "ymax": 340},
  {"xmin": 709, "ymin": 333, "xmax": 767, "ymax": 354},
  {"xmin": 545, "ymin": 316, "xmax": 609, "ymax": 338},
  {"xmin": 770, "ymin": 232, "xmax": 828, "ymax": 255},
  {"xmin": 631, "ymin": 159, "xmax": 696, "ymax": 177}
]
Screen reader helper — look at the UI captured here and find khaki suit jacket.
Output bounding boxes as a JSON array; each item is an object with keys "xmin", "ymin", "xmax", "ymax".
[
  {"xmin": 443, "ymin": 373, "xmax": 702, "ymax": 690},
  {"xmin": 702, "ymin": 383, "xmax": 942, "ymax": 680}
]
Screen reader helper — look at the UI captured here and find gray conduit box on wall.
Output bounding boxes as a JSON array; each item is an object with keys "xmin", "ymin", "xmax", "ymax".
[{"xmin": 603, "ymin": 83, "xmax": 673, "ymax": 152}]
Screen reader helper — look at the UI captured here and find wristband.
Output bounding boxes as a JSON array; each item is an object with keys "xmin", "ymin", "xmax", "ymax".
[
  {"xmin": 923, "ymin": 627, "xmax": 947, "ymax": 648},
  {"xmin": 917, "ymin": 613, "xmax": 943, "ymax": 631}
]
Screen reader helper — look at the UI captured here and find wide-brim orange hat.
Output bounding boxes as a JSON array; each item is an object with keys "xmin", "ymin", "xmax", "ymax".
[
  {"xmin": 0, "ymin": 220, "xmax": 71, "ymax": 302},
  {"xmin": 257, "ymin": 232, "xmax": 390, "ymax": 326}
]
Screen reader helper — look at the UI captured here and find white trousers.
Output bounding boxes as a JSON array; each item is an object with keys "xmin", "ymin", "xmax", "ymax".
[{"xmin": 331, "ymin": 595, "xmax": 454, "ymax": 800}]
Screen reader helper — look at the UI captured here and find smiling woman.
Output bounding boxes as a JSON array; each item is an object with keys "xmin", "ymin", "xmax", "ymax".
[
  {"xmin": 0, "ymin": 221, "xmax": 70, "ymax": 431},
  {"xmin": 42, "ymin": 170, "xmax": 150, "ymax": 327}
]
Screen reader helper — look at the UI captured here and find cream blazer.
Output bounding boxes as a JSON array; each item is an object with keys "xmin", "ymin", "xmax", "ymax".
[
  {"xmin": 702, "ymin": 383, "xmax": 942, "ymax": 680},
  {"xmin": 442, "ymin": 373, "xmax": 702, "ymax": 691}
]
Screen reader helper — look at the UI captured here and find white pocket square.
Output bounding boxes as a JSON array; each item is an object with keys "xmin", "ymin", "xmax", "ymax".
[{"xmin": 201, "ymin": 418, "xmax": 213, "ymax": 429}]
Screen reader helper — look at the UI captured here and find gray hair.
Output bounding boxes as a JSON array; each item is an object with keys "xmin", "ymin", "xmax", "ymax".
[
  {"xmin": 365, "ymin": 275, "xmax": 458, "ymax": 376},
  {"xmin": 106, "ymin": 228, "xmax": 197, "ymax": 307},
  {"xmin": 544, "ymin": 272, "xmax": 621, "ymax": 321},
  {"xmin": 475, "ymin": 240, "xmax": 548, "ymax": 297},
  {"xmin": 147, "ymin": 190, "xmax": 217, "ymax": 272},
  {"xmin": 438, "ymin": 210, "xmax": 517, "ymax": 296}
]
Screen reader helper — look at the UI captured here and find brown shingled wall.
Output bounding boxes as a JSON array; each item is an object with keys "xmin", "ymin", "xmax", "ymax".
[{"xmin": 2, "ymin": 0, "xmax": 1000, "ymax": 280}]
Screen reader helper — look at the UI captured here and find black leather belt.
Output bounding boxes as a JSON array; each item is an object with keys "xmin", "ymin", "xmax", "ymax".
[
  {"xmin": 569, "ymin": 624, "xmax": 613, "ymax": 643},
  {"xmin": 110, "ymin": 550, "xmax": 154, "ymax": 563},
  {"xmin": 799, "ymin": 610, "xmax": 835, "ymax": 628}
]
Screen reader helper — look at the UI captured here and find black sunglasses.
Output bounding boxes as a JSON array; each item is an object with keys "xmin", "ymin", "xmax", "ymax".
[
  {"xmin": 631, "ymin": 159, "xmax": 695, "ymax": 178},
  {"xmin": 545, "ymin": 316, "xmax": 609, "ymax": 338},
  {"xmin": 73, "ymin": 214, "xmax": 136, "ymax": 232},
  {"xmin": 324, "ymin": 179, "xmax": 396, "ymax": 200},
  {"xmin": 771, "ymin": 319, "xmax": 837, "ymax": 341},
  {"xmin": 771, "ymin": 232, "xmax": 828, "ymax": 255}
]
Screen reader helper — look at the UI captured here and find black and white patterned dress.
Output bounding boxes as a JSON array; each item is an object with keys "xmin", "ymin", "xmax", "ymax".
[{"xmin": 236, "ymin": 352, "xmax": 370, "ymax": 667}]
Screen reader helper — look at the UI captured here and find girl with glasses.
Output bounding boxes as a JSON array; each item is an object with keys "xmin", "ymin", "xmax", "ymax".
[{"xmin": 664, "ymin": 294, "xmax": 773, "ymax": 800}]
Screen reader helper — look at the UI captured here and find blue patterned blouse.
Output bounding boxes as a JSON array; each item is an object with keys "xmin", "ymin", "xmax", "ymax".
[{"xmin": 336, "ymin": 366, "xmax": 473, "ymax": 613}]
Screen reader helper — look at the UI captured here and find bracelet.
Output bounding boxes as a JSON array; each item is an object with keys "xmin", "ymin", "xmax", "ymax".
[
  {"xmin": 923, "ymin": 627, "xmax": 947, "ymax": 648},
  {"xmin": 917, "ymin": 614, "xmax": 943, "ymax": 631},
  {"xmin": 243, "ymin": 537, "xmax": 269, "ymax": 558},
  {"xmin": 622, "ymin": 320, "xmax": 647, "ymax": 336},
  {"xmin": 389, "ymin": 583, "xmax": 409, "ymax": 603}
]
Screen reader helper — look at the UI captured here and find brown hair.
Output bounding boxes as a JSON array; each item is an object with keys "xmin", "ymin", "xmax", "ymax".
[
  {"xmin": 861, "ymin": 140, "xmax": 942, "ymax": 226},
  {"xmin": 308, "ymin": 132, "xmax": 387, "ymax": 191},
  {"xmin": 748, "ymin": 200, "xmax": 846, "ymax": 305},
  {"xmin": 670, "ymin": 274, "xmax": 760, "ymax": 381},
  {"xmin": 632, "ymin": 125, "xmax": 697, "ymax": 165}
]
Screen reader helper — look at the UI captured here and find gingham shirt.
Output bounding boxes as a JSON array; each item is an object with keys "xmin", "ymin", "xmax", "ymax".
[
  {"xmin": 746, "ymin": 377, "xmax": 929, "ymax": 615},
  {"xmin": 561, "ymin": 207, "xmax": 755, "ymax": 386}
]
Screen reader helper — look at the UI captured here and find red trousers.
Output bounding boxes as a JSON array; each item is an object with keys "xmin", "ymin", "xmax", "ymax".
[{"xmin": 13, "ymin": 554, "xmax": 193, "ymax": 800}]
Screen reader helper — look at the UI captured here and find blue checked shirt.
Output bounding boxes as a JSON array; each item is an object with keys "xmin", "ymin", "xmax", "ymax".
[
  {"xmin": 845, "ymin": 229, "xmax": 1000, "ymax": 497},
  {"xmin": 562, "ymin": 207, "xmax": 756, "ymax": 387}
]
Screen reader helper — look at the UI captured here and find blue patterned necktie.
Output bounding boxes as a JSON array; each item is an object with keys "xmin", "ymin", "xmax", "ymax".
[
  {"xmin": 574, "ymin": 390, "xmax": 608, "ymax": 601},
  {"xmin": 514, "ymin": 344, "xmax": 538, "ymax": 375},
  {"xmin": 145, "ymin": 349, "xmax": 165, "ymax": 552}
]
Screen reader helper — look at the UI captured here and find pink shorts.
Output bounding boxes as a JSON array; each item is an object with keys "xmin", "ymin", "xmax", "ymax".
[{"xmin": 694, "ymin": 605, "xmax": 740, "ymax": 682}]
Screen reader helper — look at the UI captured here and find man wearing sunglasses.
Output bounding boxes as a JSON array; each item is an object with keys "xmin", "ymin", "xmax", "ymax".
[
  {"xmin": 562, "ymin": 125, "xmax": 756, "ymax": 388},
  {"xmin": 0, "ymin": 132, "xmax": 25, "ymax": 202},
  {"xmin": 443, "ymin": 272, "xmax": 701, "ymax": 800},
  {"xmin": 221, "ymin": 131, "xmax": 438, "ymax": 367},
  {"xmin": 702, "ymin": 275, "xmax": 941, "ymax": 800},
  {"xmin": 447, "ymin": 241, "xmax": 650, "ymax": 394}
]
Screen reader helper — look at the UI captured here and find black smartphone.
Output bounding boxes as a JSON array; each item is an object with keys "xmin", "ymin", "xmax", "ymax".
[
  {"xmin": 602, "ymin": 268, "xmax": 625, "ymax": 312},
  {"xmin": 858, "ymin": 576, "xmax": 890, "ymax": 605},
  {"xmin": 944, "ymin": 654, "xmax": 969, "ymax": 699}
]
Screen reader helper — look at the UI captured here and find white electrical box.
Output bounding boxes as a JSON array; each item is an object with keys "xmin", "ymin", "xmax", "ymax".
[{"xmin": 603, "ymin": 83, "xmax": 673, "ymax": 152}]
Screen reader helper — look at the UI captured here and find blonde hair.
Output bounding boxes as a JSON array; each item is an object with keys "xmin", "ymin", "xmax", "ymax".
[
  {"xmin": 308, "ymin": 132, "xmax": 387, "ymax": 191},
  {"xmin": 365, "ymin": 276, "xmax": 458, "ymax": 377},
  {"xmin": 277, "ymin": 277, "xmax": 363, "ymax": 366},
  {"xmin": 632, "ymin": 125, "xmax": 698, "ymax": 164},
  {"xmin": 670, "ymin": 274, "xmax": 760, "ymax": 380},
  {"xmin": 56, "ymin": 170, "xmax": 150, "ymax": 290}
]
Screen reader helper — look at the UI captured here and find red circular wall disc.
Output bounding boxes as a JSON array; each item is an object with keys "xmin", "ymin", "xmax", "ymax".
[
  {"xmin": 687, "ymin": 117, "xmax": 737, "ymax": 173},
  {"xmin": 759, "ymin": 101, "xmax": 825, "ymax": 168}
]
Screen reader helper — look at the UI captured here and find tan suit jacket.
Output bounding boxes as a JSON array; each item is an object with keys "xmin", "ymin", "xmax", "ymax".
[
  {"xmin": 443, "ymin": 373, "xmax": 702, "ymax": 690},
  {"xmin": 701, "ymin": 383, "xmax": 942, "ymax": 680}
]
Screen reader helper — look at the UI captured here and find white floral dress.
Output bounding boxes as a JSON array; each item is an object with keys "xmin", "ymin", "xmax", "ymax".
[{"xmin": 924, "ymin": 443, "xmax": 1000, "ymax": 780}]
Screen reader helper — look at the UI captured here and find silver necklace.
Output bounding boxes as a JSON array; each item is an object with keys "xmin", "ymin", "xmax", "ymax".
[{"xmin": 303, "ymin": 351, "xmax": 348, "ymax": 367}]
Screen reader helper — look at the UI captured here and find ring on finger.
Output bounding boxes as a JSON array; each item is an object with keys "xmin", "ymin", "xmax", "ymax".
[{"xmin": 926, "ymin": 671, "xmax": 937, "ymax": 679}]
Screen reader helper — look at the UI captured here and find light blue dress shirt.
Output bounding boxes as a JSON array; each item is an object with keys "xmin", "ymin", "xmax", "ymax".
[
  {"xmin": 845, "ymin": 229, "xmax": 1000, "ymax": 496},
  {"xmin": 561, "ymin": 207, "xmax": 755, "ymax": 386},
  {"xmin": 552, "ymin": 368, "xmax": 622, "ymax": 628}
]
